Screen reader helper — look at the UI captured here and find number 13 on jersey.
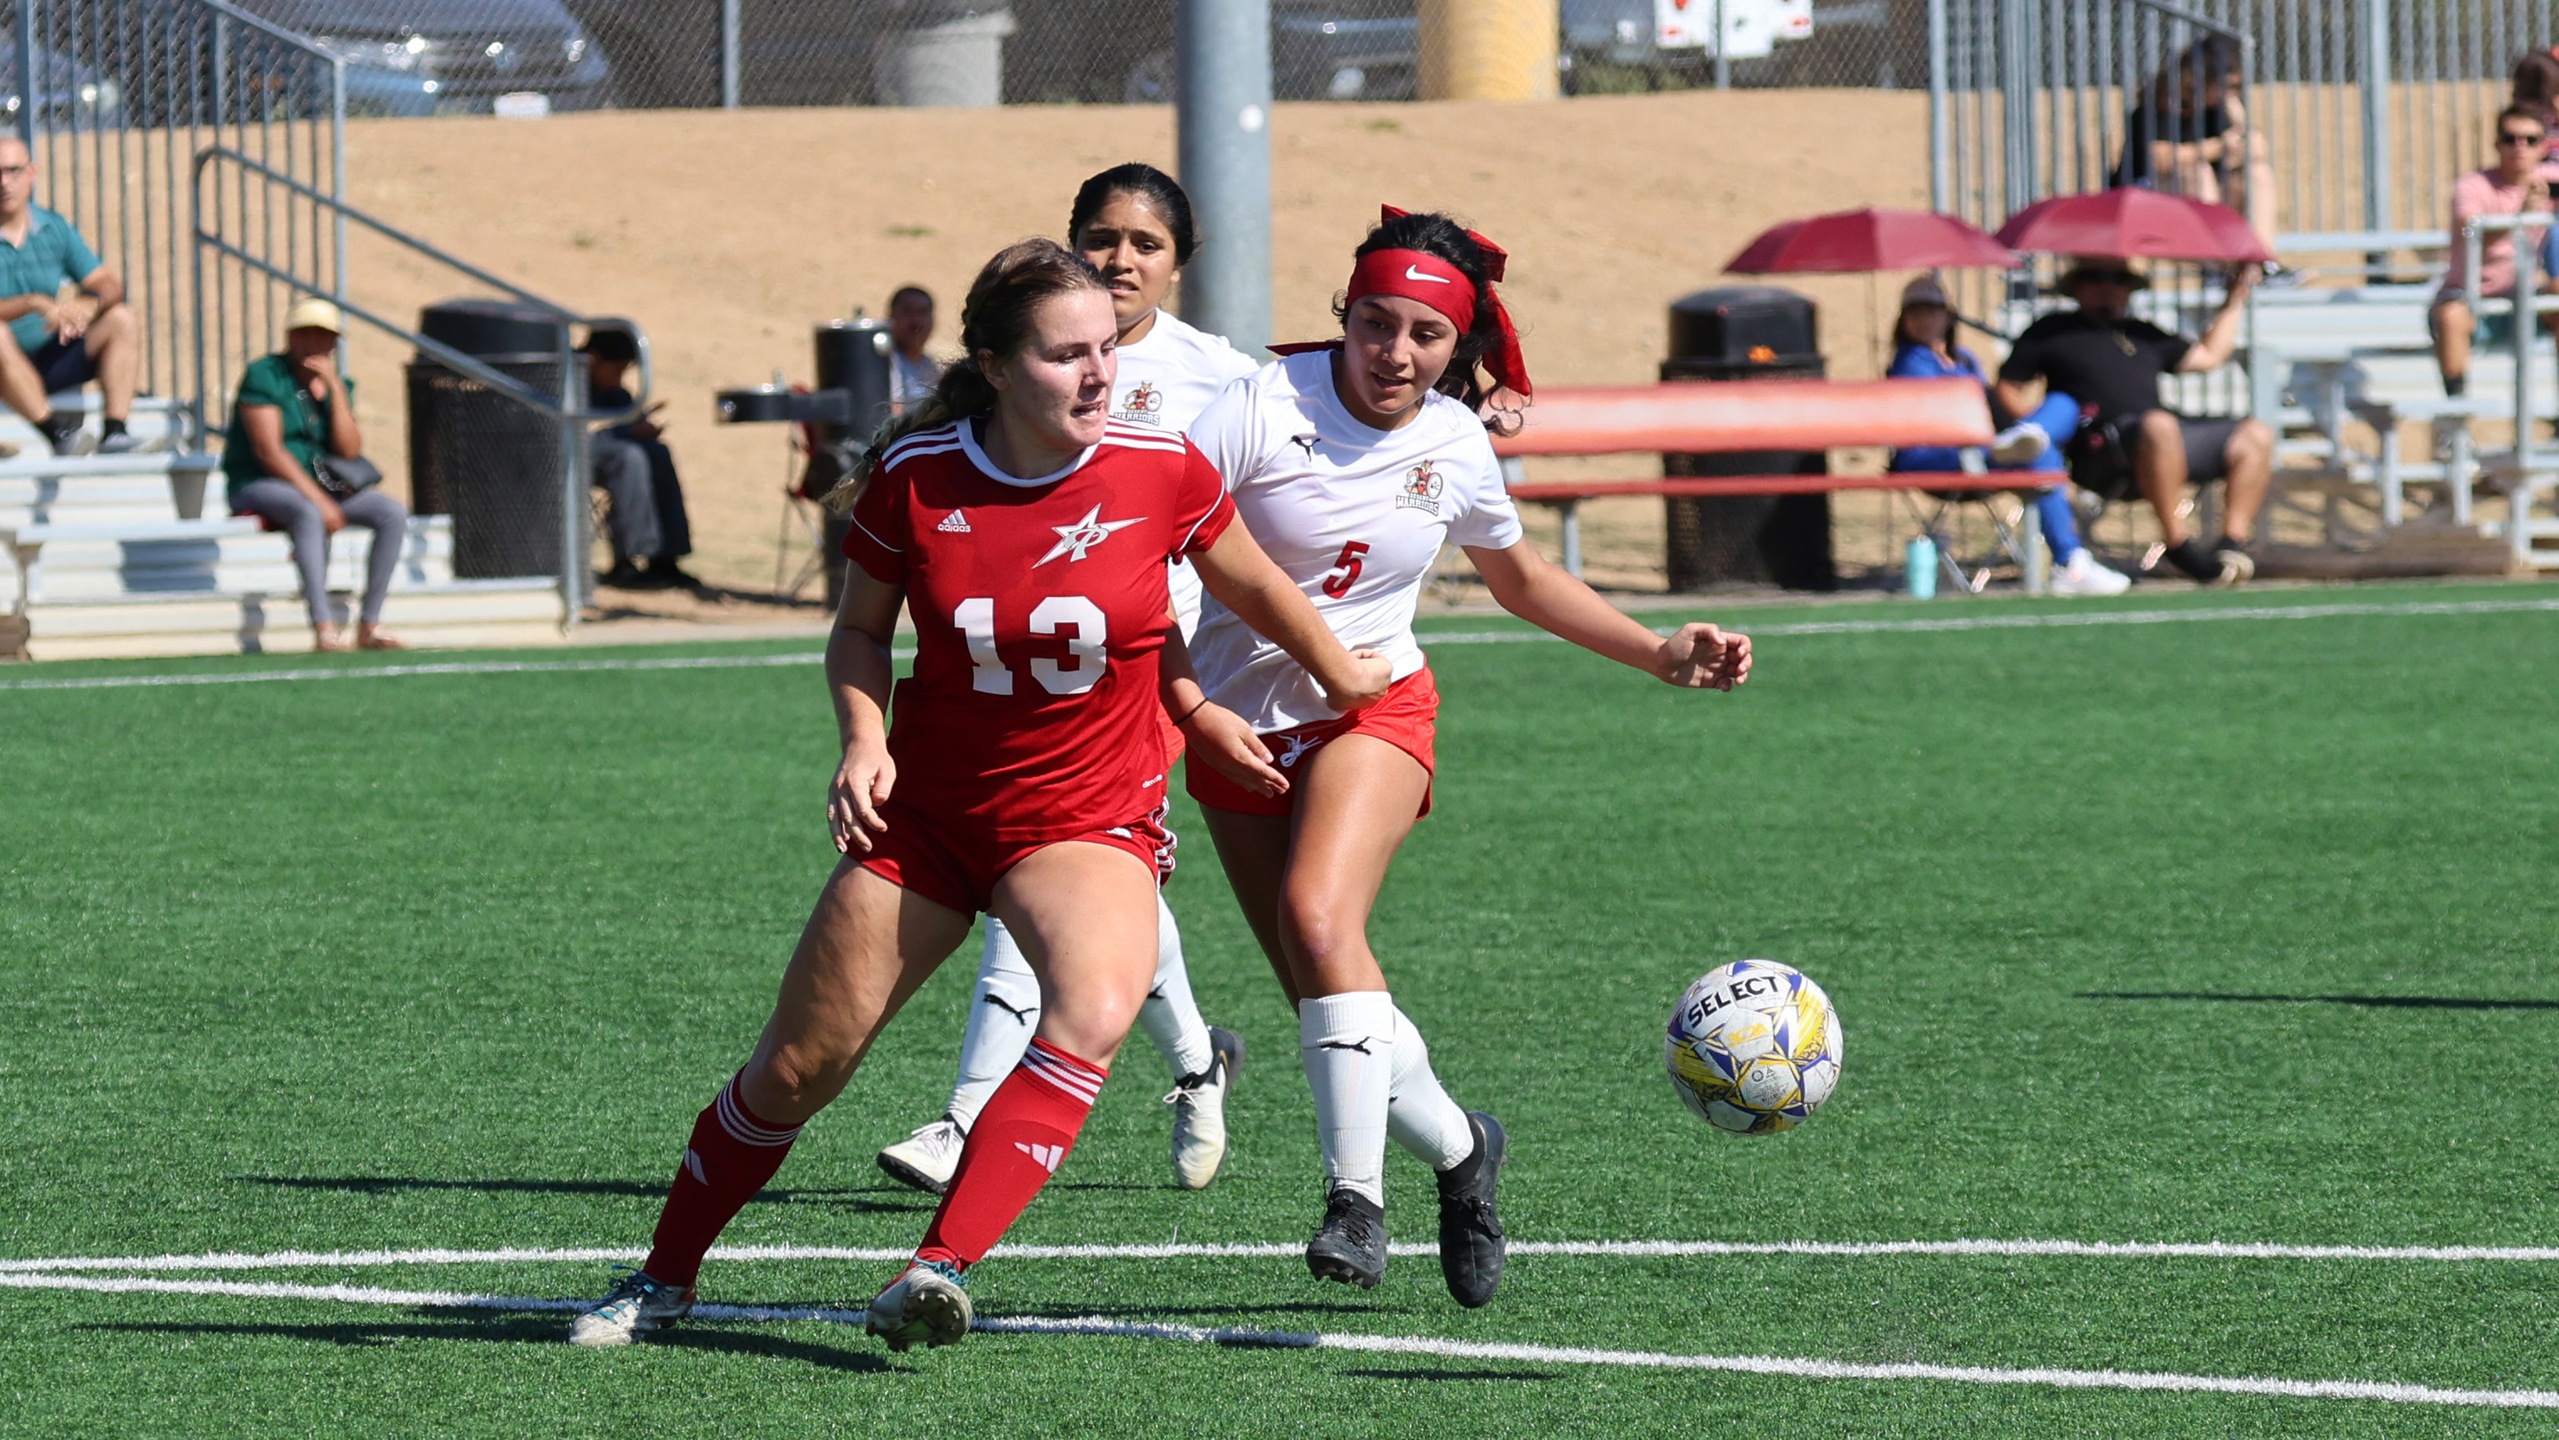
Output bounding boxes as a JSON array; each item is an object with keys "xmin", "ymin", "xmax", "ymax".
[{"xmin": 954, "ymin": 595, "xmax": 1108, "ymax": 696}]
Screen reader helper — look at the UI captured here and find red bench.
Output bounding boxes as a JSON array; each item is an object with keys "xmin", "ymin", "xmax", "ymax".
[{"xmin": 1492, "ymin": 376, "xmax": 2056, "ymax": 589}]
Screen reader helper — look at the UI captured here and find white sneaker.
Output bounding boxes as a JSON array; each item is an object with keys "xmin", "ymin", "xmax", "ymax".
[
  {"xmin": 2050, "ymin": 549, "xmax": 2132, "ymax": 597},
  {"xmin": 866, "ymin": 1260, "xmax": 973, "ymax": 1352},
  {"xmin": 877, "ymin": 1115, "xmax": 966, "ymax": 1195},
  {"xmin": 1165, "ymin": 1026, "xmax": 1245, "ymax": 1191},
  {"xmin": 1989, "ymin": 423, "xmax": 2050, "ymax": 467},
  {"xmin": 567, "ymin": 1267, "xmax": 694, "ymax": 1347}
]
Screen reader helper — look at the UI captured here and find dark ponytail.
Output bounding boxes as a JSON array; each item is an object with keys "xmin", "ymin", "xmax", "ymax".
[
  {"xmin": 826, "ymin": 238, "xmax": 1108, "ymax": 514},
  {"xmin": 1330, "ymin": 210, "xmax": 1508, "ymax": 419},
  {"xmin": 1068, "ymin": 162, "xmax": 1199, "ymax": 265}
]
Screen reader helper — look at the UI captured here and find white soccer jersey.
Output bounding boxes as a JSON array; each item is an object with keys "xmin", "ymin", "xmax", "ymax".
[
  {"xmin": 1187, "ymin": 347, "xmax": 1524, "ymax": 733},
  {"xmin": 1112, "ymin": 309, "xmax": 1258, "ymax": 640}
]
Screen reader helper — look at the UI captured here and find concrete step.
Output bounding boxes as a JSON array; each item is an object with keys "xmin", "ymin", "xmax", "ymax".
[
  {"xmin": 20, "ymin": 579, "xmax": 565, "ymax": 660},
  {"xmin": 4, "ymin": 517, "xmax": 466, "ymax": 601}
]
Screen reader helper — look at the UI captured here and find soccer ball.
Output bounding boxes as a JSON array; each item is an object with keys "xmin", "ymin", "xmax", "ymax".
[{"xmin": 1664, "ymin": 959, "xmax": 1843, "ymax": 1135}]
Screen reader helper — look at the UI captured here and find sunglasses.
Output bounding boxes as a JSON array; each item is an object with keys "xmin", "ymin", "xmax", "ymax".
[
  {"xmin": 2074, "ymin": 269, "xmax": 2140, "ymax": 286},
  {"xmin": 2498, "ymin": 131, "xmax": 2548, "ymax": 147}
]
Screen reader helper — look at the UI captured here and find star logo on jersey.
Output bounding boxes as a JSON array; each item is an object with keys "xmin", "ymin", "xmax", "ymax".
[
  {"xmin": 1034, "ymin": 504, "xmax": 1146, "ymax": 565},
  {"xmin": 1396, "ymin": 460, "xmax": 1445, "ymax": 516},
  {"xmin": 1116, "ymin": 381, "xmax": 1165, "ymax": 424}
]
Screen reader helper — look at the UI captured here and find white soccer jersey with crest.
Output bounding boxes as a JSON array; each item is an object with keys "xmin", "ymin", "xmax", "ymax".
[
  {"xmin": 1110, "ymin": 309, "xmax": 1258, "ymax": 639},
  {"xmin": 1186, "ymin": 347, "xmax": 1524, "ymax": 733}
]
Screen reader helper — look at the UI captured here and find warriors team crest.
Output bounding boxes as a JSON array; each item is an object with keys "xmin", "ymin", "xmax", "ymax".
[
  {"xmin": 1396, "ymin": 460, "xmax": 1445, "ymax": 516},
  {"xmin": 1116, "ymin": 382, "xmax": 1166, "ymax": 425}
]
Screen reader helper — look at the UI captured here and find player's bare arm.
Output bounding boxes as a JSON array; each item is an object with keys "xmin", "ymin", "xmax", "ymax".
[
  {"xmin": 1466, "ymin": 539, "xmax": 1751, "ymax": 691},
  {"xmin": 1192, "ymin": 520, "xmax": 1393, "ymax": 711},
  {"xmin": 824, "ymin": 565, "xmax": 903, "ymax": 855},
  {"xmin": 1160, "ymin": 623, "xmax": 1288, "ymax": 797}
]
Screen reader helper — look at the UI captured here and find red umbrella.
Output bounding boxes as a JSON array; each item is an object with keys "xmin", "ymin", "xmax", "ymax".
[
  {"xmin": 1994, "ymin": 187, "xmax": 2273, "ymax": 264},
  {"xmin": 1723, "ymin": 206, "xmax": 2018, "ymax": 274}
]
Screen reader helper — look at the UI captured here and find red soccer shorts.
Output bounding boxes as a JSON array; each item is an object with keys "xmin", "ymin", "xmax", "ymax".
[
  {"xmin": 1185, "ymin": 668, "xmax": 1439, "ymax": 819},
  {"xmin": 857, "ymin": 799, "xmax": 1175, "ymax": 915}
]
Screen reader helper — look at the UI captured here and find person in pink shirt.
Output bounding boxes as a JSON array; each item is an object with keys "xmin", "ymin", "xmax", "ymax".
[{"xmin": 2432, "ymin": 104, "xmax": 2559, "ymax": 398}]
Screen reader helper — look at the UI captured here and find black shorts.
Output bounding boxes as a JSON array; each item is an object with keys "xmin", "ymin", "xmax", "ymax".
[
  {"xmin": 2116, "ymin": 413, "xmax": 2244, "ymax": 492},
  {"xmin": 23, "ymin": 334, "xmax": 97, "ymax": 394}
]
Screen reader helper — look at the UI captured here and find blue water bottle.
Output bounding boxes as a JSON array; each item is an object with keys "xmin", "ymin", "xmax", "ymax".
[{"xmin": 1905, "ymin": 536, "xmax": 1939, "ymax": 600}]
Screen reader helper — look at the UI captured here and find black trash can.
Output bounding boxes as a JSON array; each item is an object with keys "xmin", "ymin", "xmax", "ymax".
[
  {"xmin": 806, "ymin": 319, "xmax": 895, "ymax": 608},
  {"xmin": 407, "ymin": 299, "xmax": 574, "ymax": 580},
  {"xmin": 1660, "ymin": 286, "xmax": 1836, "ymax": 592}
]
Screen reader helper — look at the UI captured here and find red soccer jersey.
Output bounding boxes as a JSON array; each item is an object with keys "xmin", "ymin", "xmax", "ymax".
[{"xmin": 842, "ymin": 417, "xmax": 1236, "ymax": 841}]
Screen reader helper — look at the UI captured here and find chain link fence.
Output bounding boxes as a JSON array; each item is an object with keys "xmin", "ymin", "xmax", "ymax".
[{"xmin": 120, "ymin": 1, "xmax": 1934, "ymax": 116}]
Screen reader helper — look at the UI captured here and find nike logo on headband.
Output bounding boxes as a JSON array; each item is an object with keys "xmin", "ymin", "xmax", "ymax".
[{"xmin": 1402, "ymin": 265, "xmax": 1450, "ymax": 284}]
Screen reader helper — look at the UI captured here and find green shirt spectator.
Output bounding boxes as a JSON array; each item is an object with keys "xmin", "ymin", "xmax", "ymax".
[
  {"xmin": 221, "ymin": 354, "xmax": 356, "ymax": 504},
  {"xmin": 0, "ymin": 204, "xmax": 101, "ymax": 351}
]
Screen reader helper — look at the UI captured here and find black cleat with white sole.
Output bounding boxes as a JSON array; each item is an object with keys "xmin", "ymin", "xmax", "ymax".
[
  {"xmin": 1305, "ymin": 1186, "xmax": 1388, "ymax": 1289},
  {"xmin": 1435, "ymin": 1111, "xmax": 1508, "ymax": 1308}
]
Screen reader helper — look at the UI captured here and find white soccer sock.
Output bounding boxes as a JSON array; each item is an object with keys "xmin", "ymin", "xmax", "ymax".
[
  {"xmin": 1299, "ymin": 991, "xmax": 1396, "ymax": 1207},
  {"xmin": 1135, "ymin": 892, "xmax": 1215, "ymax": 1080},
  {"xmin": 944, "ymin": 916, "xmax": 1043, "ymax": 1130},
  {"xmin": 1386, "ymin": 1005, "xmax": 1476, "ymax": 1173}
]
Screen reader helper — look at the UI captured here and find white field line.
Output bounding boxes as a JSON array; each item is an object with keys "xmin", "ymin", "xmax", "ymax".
[
  {"xmin": 1, "ymin": 1270, "xmax": 2550, "ymax": 1410},
  {"xmin": 5, "ymin": 594, "xmax": 2555, "ymax": 693},
  {"xmin": 12, "ymin": 1235, "xmax": 2559, "ymax": 1275}
]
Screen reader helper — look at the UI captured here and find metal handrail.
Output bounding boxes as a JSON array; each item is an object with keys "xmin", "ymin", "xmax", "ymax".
[
  {"xmin": 190, "ymin": 146, "xmax": 654, "ymax": 425},
  {"xmin": 193, "ymin": 144, "xmax": 654, "ymax": 632}
]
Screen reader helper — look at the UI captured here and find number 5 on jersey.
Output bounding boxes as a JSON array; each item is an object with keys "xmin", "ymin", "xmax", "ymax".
[
  {"xmin": 955, "ymin": 596, "xmax": 1108, "ymax": 696},
  {"xmin": 1321, "ymin": 540, "xmax": 1371, "ymax": 599}
]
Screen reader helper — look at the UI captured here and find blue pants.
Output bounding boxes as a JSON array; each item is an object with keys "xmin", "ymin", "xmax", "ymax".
[{"xmin": 1892, "ymin": 392, "xmax": 2084, "ymax": 562}]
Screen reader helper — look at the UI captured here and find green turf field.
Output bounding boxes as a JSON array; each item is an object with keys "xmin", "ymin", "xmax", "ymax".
[{"xmin": 7, "ymin": 583, "xmax": 2559, "ymax": 1437}]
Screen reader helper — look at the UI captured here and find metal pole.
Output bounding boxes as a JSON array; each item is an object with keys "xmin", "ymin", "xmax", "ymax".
[
  {"xmin": 2358, "ymin": 0, "xmax": 2389, "ymax": 236},
  {"xmin": 1926, "ymin": 0, "xmax": 1949, "ymax": 212},
  {"xmin": 1713, "ymin": 0, "xmax": 1730, "ymax": 90},
  {"xmin": 720, "ymin": 0, "xmax": 741, "ymax": 109},
  {"xmin": 1175, "ymin": 0, "xmax": 1272, "ymax": 356},
  {"xmin": 559, "ymin": 333, "xmax": 585, "ymax": 633},
  {"xmin": 12, "ymin": 0, "xmax": 32, "ymax": 150},
  {"xmin": 1996, "ymin": 0, "xmax": 2035, "ymax": 220}
]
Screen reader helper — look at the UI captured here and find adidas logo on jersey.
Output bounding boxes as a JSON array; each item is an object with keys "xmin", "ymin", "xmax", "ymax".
[
  {"xmin": 1014, "ymin": 1141, "xmax": 1065, "ymax": 1173},
  {"xmin": 935, "ymin": 510, "xmax": 972, "ymax": 534}
]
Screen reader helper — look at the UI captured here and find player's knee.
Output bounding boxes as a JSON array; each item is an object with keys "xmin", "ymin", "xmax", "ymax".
[
  {"xmin": 1278, "ymin": 895, "xmax": 1361, "ymax": 973},
  {"xmin": 2138, "ymin": 409, "xmax": 2182, "ymax": 443},
  {"xmin": 748, "ymin": 1045, "xmax": 848, "ymax": 1112}
]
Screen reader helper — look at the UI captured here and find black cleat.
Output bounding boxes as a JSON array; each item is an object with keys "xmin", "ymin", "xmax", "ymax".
[
  {"xmin": 1306, "ymin": 1186, "xmax": 1388, "ymax": 1289},
  {"xmin": 1435, "ymin": 1112, "xmax": 1508, "ymax": 1308}
]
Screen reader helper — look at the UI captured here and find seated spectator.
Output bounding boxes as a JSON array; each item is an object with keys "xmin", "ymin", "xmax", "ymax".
[
  {"xmin": 2112, "ymin": 37, "xmax": 2278, "ymax": 256},
  {"xmin": 0, "ymin": 136, "xmax": 143, "ymax": 455},
  {"xmin": 221, "ymin": 297, "xmax": 407, "ymax": 652},
  {"xmin": 2431, "ymin": 105, "xmax": 2559, "ymax": 398},
  {"xmin": 1884, "ymin": 276, "xmax": 2130, "ymax": 597},
  {"xmin": 581, "ymin": 329, "xmax": 696, "ymax": 590},
  {"xmin": 887, "ymin": 284, "xmax": 941, "ymax": 414},
  {"xmin": 1994, "ymin": 258, "xmax": 2270, "ymax": 586},
  {"xmin": 2514, "ymin": 47, "xmax": 2559, "ymax": 178}
]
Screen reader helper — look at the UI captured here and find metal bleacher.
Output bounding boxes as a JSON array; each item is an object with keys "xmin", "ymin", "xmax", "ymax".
[{"xmin": 0, "ymin": 397, "xmax": 561, "ymax": 661}]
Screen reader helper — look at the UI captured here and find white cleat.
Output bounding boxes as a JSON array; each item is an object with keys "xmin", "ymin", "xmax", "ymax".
[
  {"xmin": 1165, "ymin": 1026, "xmax": 1244, "ymax": 1190},
  {"xmin": 878, "ymin": 1115, "xmax": 966, "ymax": 1195},
  {"xmin": 568, "ymin": 1267, "xmax": 695, "ymax": 1347},
  {"xmin": 866, "ymin": 1260, "xmax": 973, "ymax": 1352},
  {"xmin": 2050, "ymin": 548, "xmax": 2133, "ymax": 597}
]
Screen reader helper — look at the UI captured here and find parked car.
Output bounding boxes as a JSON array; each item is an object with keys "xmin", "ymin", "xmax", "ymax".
[
  {"xmin": 0, "ymin": 34, "xmax": 124, "ymax": 130},
  {"xmin": 81, "ymin": 0, "xmax": 607, "ymax": 123}
]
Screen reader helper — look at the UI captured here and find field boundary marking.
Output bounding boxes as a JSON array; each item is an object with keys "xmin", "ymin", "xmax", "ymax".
[
  {"xmin": 5, "ymin": 594, "xmax": 2556, "ymax": 693},
  {"xmin": 2, "ymin": 1270, "xmax": 2549, "ymax": 1409},
  {"xmin": 12, "ymin": 1235, "xmax": 2559, "ymax": 1274}
]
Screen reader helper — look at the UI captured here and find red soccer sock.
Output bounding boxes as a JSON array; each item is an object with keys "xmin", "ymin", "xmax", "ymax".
[
  {"xmin": 641, "ymin": 1071, "xmax": 804, "ymax": 1288},
  {"xmin": 915, "ymin": 1038, "xmax": 1107, "ymax": 1269}
]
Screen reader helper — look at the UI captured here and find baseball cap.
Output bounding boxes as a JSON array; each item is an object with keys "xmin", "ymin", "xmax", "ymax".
[{"xmin": 283, "ymin": 295, "xmax": 343, "ymax": 334}]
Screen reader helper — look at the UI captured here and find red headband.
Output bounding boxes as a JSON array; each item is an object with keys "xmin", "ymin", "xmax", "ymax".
[{"xmin": 1323, "ymin": 205, "xmax": 1530, "ymax": 397}]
